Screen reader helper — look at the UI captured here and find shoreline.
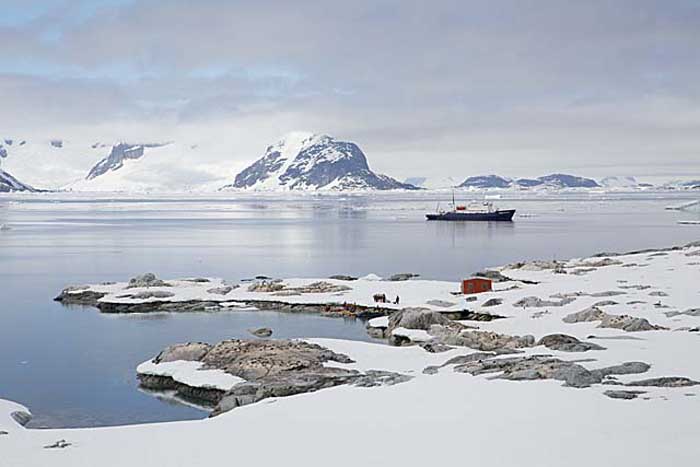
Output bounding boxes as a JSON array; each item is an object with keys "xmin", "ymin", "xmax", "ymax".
[{"xmin": 3, "ymin": 239, "xmax": 700, "ymax": 466}]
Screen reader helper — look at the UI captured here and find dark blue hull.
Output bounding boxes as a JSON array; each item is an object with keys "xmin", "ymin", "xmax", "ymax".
[{"xmin": 426, "ymin": 209, "xmax": 516, "ymax": 221}]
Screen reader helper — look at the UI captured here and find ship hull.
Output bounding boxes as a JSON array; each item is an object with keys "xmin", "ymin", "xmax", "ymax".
[{"xmin": 426, "ymin": 209, "xmax": 516, "ymax": 221}]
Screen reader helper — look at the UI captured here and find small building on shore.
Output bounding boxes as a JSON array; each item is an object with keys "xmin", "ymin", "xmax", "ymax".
[{"xmin": 461, "ymin": 278, "xmax": 492, "ymax": 295}]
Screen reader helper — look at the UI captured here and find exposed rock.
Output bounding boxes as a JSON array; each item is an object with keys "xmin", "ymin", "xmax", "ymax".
[
  {"xmin": 249, "ymin": 327, "xmax": 273, "ymax": 338},
  {"xmin": 592, "ymin": 300, "xmax": 619, "ymax": 307},
  {"xmin": 142, "ymin": 339, "xmax": 409, "ymax": 416},
  {"xmin": 127, "ymin": 290, "xmax": 175, "ymax": 300},
  {"xmin": 54, "ymin": 289, "xmax": 107, "ymax": 305},
  {"xmin": 154, "ymin": 342, "xmax": 212, "ymax": 363},
  {"xmin": 598, "ymin": 314, "xmax": 667, "ymax": 332},
  {"xmin": 388, "ymin": 273, "xmax": 420, "ymax": 282},
  {"xmin": 328, "ymin": 275, "xmax": 358, "ymax": 281},
  {"xmin": 10, "ymin": 411, "xmax": 31, "ymax": 427},
  {"xmin": 126, "ymin": 273, "xmax": 171, "ymax": 289},
  {"xmin": 482, "ymin": 298, "xmax": 503, "ymax": 307},
  {"xmin": 626, "ymin": 377, "xmax": 700, "ymax": 388},
  {"xmin": 207, "ymin": 285, "xmax": 237, "ymax": 295},
  {"xmin": 423, "ymin": 352, "xmax": 498, "ymax": 375},
  {"xmin": 453, "ymin": 355, "xmax": 602, "ymax": 388},
  {"xmin": 588, "ymin": 291, "xmax": 627, "ymax": 297},
  {"xmin": 591, "ymin": 362, "xmax": 651, "ymax": 379},
  {"xmin": 537, "ymin": 334, "xmax": 606, "ymax": 352},
  {"xmin": 563, "ymin": 306, "xmax": 665, "ymax": 332},
  {"xmin": 248, "ymin": 280, "xmax": 351, "ymax": 294},
  {"xmin": 664, "ymin": 308, "xmax": 700, "ymax": 318},
  {"xmin": 574, "ymin": 258, "xmax": 624, "ymax": 268},
  {"xmin": 184, "ymin": 278, "xmax": 210, "ymax": 283},
  {"xmin": 619, "ymin": 284, "xmax": 652, "ymax": 290},
  {"xmin": 247, "ymin": 281, "xmax": 286, "ymax": 292},
  {"xmin": 429, "ymin": 326, "xmax": 535, "ymax": 352},
  {"xmin": 387, "ymin": 308, "xmax": 455, "ymax": 334},
  {"xmin": 352, "ymin": 370, "xmax": 413, "ymax": 387},
  {"xmin": 474, "ymin": 270, "xmax": 514, "ymax": 283},
  {"xmin": 604, "ymin": 390, "xmax": 646, "ymax": 400},
  {"xmin": 514, "ymin": 296, "xmax": 575, "ymax": 308},
  {"xmin": 426, "ymin": 299, "xmax": 457, "ymax": 308},
  {"xmin": 418, "ymin": 342, "xmax": 453, "ymax": 353},
  {"xmin": 649, "ymin": 291, "xmax": 669, "ymax": 297}
]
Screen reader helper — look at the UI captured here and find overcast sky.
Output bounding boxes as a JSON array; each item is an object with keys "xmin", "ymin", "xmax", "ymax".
[{"xmin": 1, "ymin": 0, "xmax": 699, "ymax": 179}]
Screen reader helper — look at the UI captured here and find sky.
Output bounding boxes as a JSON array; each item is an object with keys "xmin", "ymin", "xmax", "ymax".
[{"xmin": 0, "ymin": 0, "xmax": 699, "ymax": 180}]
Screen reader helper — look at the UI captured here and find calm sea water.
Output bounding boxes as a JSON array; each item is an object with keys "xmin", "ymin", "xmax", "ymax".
[{"xmin": 0, "ymin": 192, "xmax": 698, "ymax": 428}]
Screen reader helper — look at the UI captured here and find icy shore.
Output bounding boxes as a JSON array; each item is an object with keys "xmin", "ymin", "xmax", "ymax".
[{"xmin": 3, "ymin": 241, "xmax": 700, "ymax": 466}]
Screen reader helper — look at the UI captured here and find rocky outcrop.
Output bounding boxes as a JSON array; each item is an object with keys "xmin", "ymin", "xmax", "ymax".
[
  {"xmin": 428, "ymin": 326, "xmax": 535, "ymax": 352},
  {"xmin": 139, "ymin": 339, "xmax": 412, "ymax": 416},
  {"xmin": 438, "ymin": 354, "xmax": 651, "ymax": 389},
  {"xmin": 604, "ymin": 390, "xmax": 646, "ymax": 400},
  {"xmin": 537, "ymin": 334, "xmax": 606, "ymax": 352},
  {"xmin": 126, "ymin": 273, "xmax": 171, "ymax": 289},
  {"xmin": 513, "ymin": 296, "xmax": 576, "ymax": 308},
  {"xmin": 563, "ymin": 306, "xmax": 666, "ymax": 332},
  {"xmin": 625, "ymin": 377, "xmax": 700, "ymax": 388}
]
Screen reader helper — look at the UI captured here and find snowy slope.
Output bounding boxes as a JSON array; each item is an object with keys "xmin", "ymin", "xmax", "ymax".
[
  {"xmin": 224, "ymin": 132, "xmax": 418, "ymax": 191},
  {"xmin": 0, "ymin": 138, "xmax": 106, "ymax": 190},
  {"xmin": 69, "ymin": 143, "xmax": 238, "ymax": 192}
]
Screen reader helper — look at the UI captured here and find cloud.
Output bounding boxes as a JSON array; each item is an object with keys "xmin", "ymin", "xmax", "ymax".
[{"xmin": 0, "ymin": 0, "xmax": 698, "ymax": 178}]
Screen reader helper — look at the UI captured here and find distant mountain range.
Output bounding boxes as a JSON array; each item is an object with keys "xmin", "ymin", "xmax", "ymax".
[
  {"xmin": 221, "ymin": 132, "xmax": 417, "ymax": 191},
  {"xmin": 0, "ymin": 135, "xmax": 697, "ymax": 193},
  {"xmin": 456, "ymin": 174, "xmax": 601, "ymax": 189}
]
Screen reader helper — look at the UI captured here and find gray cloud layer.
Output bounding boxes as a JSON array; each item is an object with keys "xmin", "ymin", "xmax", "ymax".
[{"xmin": 1, "ymin": 0, "xmax": 698, "ymax": 178}]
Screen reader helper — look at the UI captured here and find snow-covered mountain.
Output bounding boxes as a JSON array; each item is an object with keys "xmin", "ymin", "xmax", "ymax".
[
  {"xmin": 537, "ymin": 173, "xmax": 600, "ymax": 188},
  {"xmin": 0, "ymin": 140, "xmax": 35, "ymax": 192},
  {"xmin": 0, "ymin": 169, "xmax": 35, "ymax": 192},
  {"xmin": 223, "ymin": 132, "xmax": 418, "ymax": 191},
  {"xmin": 458, "ymin": 175, "xmax": 511, "ymax": 189},
  {"xmin": 0, "ymin": 137, "xmax": 241, "ymax": 192},
  {"xmin": 86, "ymin": 143, "xmax": 167, "ymax": 180},
  {"xmin": 0, "ymin": 138, "xmax": 106, "ymax": 190},
  {"xmin": 70, "ymin": 142, "xmax": 236, "ymax": 192},
  {"xmin": 600, "ymin": 176, "xmax": 639, "ymax": 188},
  {"xmin": 457, "ymin": 173, "xmax": 601, "ymax": 189}
]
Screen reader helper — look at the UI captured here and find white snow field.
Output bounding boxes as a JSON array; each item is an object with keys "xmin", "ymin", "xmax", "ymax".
[{"xmin": 2, "ymin": 242, "xmax": 700, "ymax": 466}]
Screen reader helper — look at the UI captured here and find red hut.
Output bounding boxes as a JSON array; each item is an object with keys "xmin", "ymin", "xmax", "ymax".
[{"xmin": 461, "ymin": 278, "xmax": 492, "ymax": 295}]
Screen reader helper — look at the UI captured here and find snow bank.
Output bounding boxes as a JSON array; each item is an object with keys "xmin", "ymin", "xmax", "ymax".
[{"xmin": 136, "ymin": 360, "xmax": 245, "ymax": 391}]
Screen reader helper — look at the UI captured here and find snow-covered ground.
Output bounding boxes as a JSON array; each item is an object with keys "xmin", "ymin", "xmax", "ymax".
[{"xmin": 2, "ymin": 242, "xmax": 700, "ymax": 466}]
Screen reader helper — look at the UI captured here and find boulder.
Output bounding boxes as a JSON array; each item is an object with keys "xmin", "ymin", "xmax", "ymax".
[
  {"xmin": 537, "ymin": 334, "xmax": 606, "ymax": 352},
  {"xmin": 387, "ymin": 308, "xmax": 454, "ymax": 334},
  {"xmin": 154, "ymin": 342, "xmax": 212, "ymax": 363},
  {"xmin": 563, "ymin": 306, "xmax": 607, "ymax": 323},
  {"xmin": 604, "ymin": 390, "xmax": 646, "ymax": 400},
  {"xmin": 126, "ymin": 273, "xmax": 171, "ymax": 289},
  {"xmin": 126, "ymin": 272, "xmax": 172, "ymax": 289},
  {"xmin": 482, "ymin": 298, "xmax": 503, "ymax": 307},
  {"xmin": 249, "ymin": 327, "xmax": 273, "ymax": 338},
  {"xmin": 388, "ymin": 273, "xmax": 420, "ymax": 282}
]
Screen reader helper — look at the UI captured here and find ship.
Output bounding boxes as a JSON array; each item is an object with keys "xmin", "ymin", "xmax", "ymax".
[{"xmin": 426, "ymin": 194, "xmax": 515, "ymax": 221}]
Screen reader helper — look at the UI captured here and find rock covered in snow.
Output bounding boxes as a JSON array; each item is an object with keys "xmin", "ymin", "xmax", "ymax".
[
  {"xmin": 86, "ymin": 143, "xmax": 166, "ymax": 180},
  {"xmin": 223, "ymin": 132, "xmax": 419, "ymax": 191}
]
